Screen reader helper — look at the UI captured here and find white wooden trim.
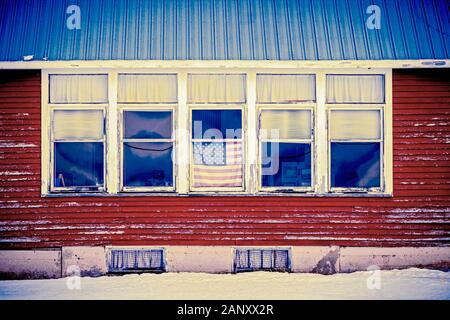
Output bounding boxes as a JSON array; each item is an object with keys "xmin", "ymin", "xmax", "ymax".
[
  {"xmin": 40, "ymin": 67, "xmax": 394, "ymax": 196},
  {"xmin": 42, "ymin": 71, "xmax": 111, "ymax": 195},
  {"xmin": 40, "ymin": 70, "xmax": 50, "ymax": 195},
  {"xmin": 176, "ymin": 72, "xmax": 189, "ymax": 194},
  {"xmin": 107, "ymin": 71, "xmax": 118, "ymax": 194},
  {"xmin": 4, "ymin": 59, "xmax": 449, "ymax": 70},
  {"xmin": 315, "ymin": 71, "xmax": 327, "ymax": 193},
  {"xmin": 322, "ymin": 69, "xmax": 393, "ymax": 195},
  {"xmin": 384, "ymin": 69, "xmax": 393, "ymax": 195}
]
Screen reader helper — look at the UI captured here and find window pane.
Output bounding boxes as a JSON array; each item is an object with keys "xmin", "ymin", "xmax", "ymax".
[
  {"xmin": 331, "ymin": 142, "xmax": 380, "ymax": 188},
  {"xmin": 123, "ymin": 142, "xmax": 173, "ymax": 187},
  {"xmin": 124, "ymin": 111, "xmax": 172, "ymax": 139},
  {"xmin": 262, "ymin": 143, "xmax": 311, "ymax": 187},
  {"xmin": 188, "ymin": 74, "xmax": 246, "ymax": 103},
  {"xmin": 53, "ymin": 110, "xmax": 104, "ymax": 140},
  {"xmin": 192, "ymin": 110, "xmax": 242, "ymax": 139},
  {"xmin": 330, "ymin": 110, "xmax": 381, "ymax": 140},
  {"xmin": 260, "ymin": 110, "xmax": 311, "ymax": 140},
  {"xmin": 54, "ymin": 142, "xmax": 104, "ymax": 188},
  {"xmin": 50, "ymin": 75, "xmax": 108, "ymax": 103},
  {"xmin": 257, "ymin": 74, "xmax": 316, "ymax": 103},
  {"xmin": 326, "ymin": 75, "xmax": 384, "ymax": 103},
  {"xmin": 192, "ymin": 141, "xmax": 243, "ymax": 188},
  {"xmin": 118, "ymin": 74, "xmax": 177, "ymax": 103}
]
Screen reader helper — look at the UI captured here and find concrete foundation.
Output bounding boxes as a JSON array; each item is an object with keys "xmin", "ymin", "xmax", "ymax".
[
  {"xmin": 0, "ymin": 246, "xmax": 448, "ymax": 279},
  {"xmin": 339, "ymin": 247, "xmax": 450, "ymax": 273},
  {"xmin": 62, "ymin": 246, "xmax": 107, "ymax": 277},
  {"xmin": 165, "ymin": 246, "xmax": 233, "ymax": 273},
  {"xmin": 291, "ymin": 246, "xmax": 340, "ymax": 274},
  {"xmin": 0, "ymin": 249, "xmax": 61, "ymax": 279}
]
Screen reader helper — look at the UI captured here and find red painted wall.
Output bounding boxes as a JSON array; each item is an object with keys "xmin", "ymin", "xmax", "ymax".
[{"xmin": 0, "ymin": 69, "xmax": 449, "ymax": 248}]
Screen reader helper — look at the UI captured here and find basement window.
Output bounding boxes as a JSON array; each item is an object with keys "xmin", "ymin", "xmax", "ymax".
[
  {"xmin": 234, "ymin": 249, "xmax": 291, "ymax": 273},
  {"xmin": 108, "ymin": 249, "xmax": 165, "ymax": 273}
]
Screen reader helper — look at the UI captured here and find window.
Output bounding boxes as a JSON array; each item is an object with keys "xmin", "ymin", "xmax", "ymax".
[
  {"xmin": 257, "ymin": 74, "xmax": 316, "ymax": 192},
  {"xmin": 121, "ymin": 111, "xmax": 174, "ymax": 190},
  {"xmin": 260, "ymin": 110, "xmax": 313, "ymax": 190},
  {"xmin": 49, "ymin": 75, "xmax": 108, "ymax": 192},
  {"xmin": 188, "ymin": 74, "xmax": 246, "ymax": 191},
  {"xmin": 42, "ymin": 70, "xmax": 391, "ymax": 196},
  {"xmin": 118, "ymin": 74, "xmax": 177, "ymax": 192},
  {"xmin": 234, "ymin": 249, "xmax": 291, "ymax": 272},
  {"xmin": 107, "ymin": 248, "xmax": 165, "ymax": 273},
  {"xmin": 327, "ymin": 75, "xmax": 385, "ymax": 192}
]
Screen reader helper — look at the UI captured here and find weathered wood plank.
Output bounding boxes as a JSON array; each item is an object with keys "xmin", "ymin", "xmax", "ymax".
[{"xmin": 0, "ymin": 69, "xmax": 449, "ymax": 248}]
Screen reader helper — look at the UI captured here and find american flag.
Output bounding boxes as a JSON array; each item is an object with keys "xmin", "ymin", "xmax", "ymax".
[{"xmin": 192, "ymin": 141, "xmax": 243, "ymax": 188}]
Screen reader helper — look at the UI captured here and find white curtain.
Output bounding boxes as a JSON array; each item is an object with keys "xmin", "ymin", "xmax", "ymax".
[
  {"xmin": 257, "ymin": 74, "xmax": 315, "ymax": 103},
  {"xmin": 53, "ymin": 110, "xmax": 104, "ymax": 140},
  {"xmin": 118, "ymin": 74, "xmax": 178, "ymax": 103},
  {"xmin": 260, "ymin": 110, "xmax": 311, "ymax": 140},
  {"xmin": 327, "ymin": 75, "xmax": 384, "ymax": 103},
  {"xmin": 330, "ymin": 110, "xmax": 381, "ymax": 140},
  {"xmin": 50, "ymin": 75, "xmax": 108, "ymax": 103},
  {"xmin": 188, "ymin": 74, "xmax": 246, "ymax": 103}
]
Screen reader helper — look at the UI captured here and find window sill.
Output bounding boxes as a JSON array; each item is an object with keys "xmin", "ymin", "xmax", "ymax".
[{"xmin": 41, "ymin": 191, "xmax": 393, "ymax": 198}]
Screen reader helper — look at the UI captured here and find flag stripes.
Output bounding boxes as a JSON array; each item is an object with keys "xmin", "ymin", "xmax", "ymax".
[{"xmin": 192, "ymin": 141, "xmax": 243, "ymax": 188}]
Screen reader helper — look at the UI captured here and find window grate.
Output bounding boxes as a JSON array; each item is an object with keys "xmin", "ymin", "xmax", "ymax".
[
  {"xmin": 234, "ymin": 249, "xmax": 290, "ymax": 272},
  {"xmin": 108, "ymin": 249, "xmax": 165, "ymax": 273}
]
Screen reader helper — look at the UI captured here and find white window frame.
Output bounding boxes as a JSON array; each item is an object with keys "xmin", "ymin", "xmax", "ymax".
[
  {"xmin": 41, "ymin": 67, "xmax": 392, "ymax": 197},
  {"xmin": 257, "ymin": 105, "xmax": 315, "ymax": 193},
  {"xmin": 45, "ymin": 72, "xmax": 109, "ymax": 194},
  {"xmin": 324, "ymin": 70, "xmax": 391, "ymax": 195},
  {"xmin": 119, "ymin": 105, "xmax": 176, "ymax": 193},
  {"xmin": 327, "ymin": 106, "xmax": 384, "ymax": 193},
  {"xmin": 188, "ymin": 104, "xmax": 246, "ymax": 193},
  {"xmin": 186, "ymin": 72, "xmax": 247, "ymax": 193}
]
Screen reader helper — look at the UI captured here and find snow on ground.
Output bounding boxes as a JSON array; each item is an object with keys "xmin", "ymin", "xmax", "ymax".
[{"xmin": 0, "ymin": 268, "xmax": 449, "ymax": 300}]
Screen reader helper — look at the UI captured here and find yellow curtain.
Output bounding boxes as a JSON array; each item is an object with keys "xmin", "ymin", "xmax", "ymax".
[
  {"xmin": 330, "ymin": 110, "xmax": 381, "ymax": 140},
  {"xmin": 53, "ymin": 110, "xmax": 104, "ymax": 140},
  {"xmin": 260, "ymin": 110, "xmax": 311, "ymax": 139},
  {"xmin": 188, "ymin": 74, "xmax": 246, "ymax": 103},
  {"xmin": 256, "ymin": 74, "xmax": 315, "ymax": 103},
  {"xmin": 327, "ymin": 75, "xmax": 384, "ymax": 103},
  {"xmin": 50, "ymin": 74, "xmax": 108, "ymax": 103},
  {"xmin": 118, "ymin": 74, "xmax": 178, "ymax": 103}
]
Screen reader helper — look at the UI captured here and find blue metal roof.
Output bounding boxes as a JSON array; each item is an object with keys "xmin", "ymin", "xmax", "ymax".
[{"xmin": 0, "ymin": 0, "xmax": 449, "ymax": 61}]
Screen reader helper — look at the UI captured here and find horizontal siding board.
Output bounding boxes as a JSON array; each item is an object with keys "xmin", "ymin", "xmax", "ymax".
[{"xmin": 0, "ymin": 68, "xmax": 449, "ymax": 247}]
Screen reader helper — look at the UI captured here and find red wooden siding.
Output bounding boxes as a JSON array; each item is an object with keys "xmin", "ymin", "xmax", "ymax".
[{"xmin": 0, "ymin": 69, "xmax": 449, "ymax": 248}]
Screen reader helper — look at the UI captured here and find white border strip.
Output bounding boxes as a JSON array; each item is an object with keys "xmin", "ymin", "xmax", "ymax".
[{"xmin": 2, "ymin": 59, "xmax": 449, "ymax": 70}]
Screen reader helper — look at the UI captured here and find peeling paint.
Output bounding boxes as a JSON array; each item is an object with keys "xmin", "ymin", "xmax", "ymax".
[
  {"xmin": 0, "ymin": 237, "xmax": 41, "ymax": 243},
  {"xmin": 0, "ymin": 171, "xmax": 34, "ymax": 175},
  {"xmin": 0, "ymin": 142, "xmax": 37, "ymax": 148}
]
